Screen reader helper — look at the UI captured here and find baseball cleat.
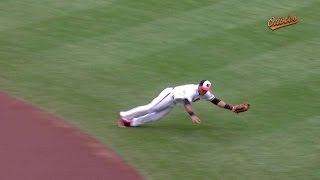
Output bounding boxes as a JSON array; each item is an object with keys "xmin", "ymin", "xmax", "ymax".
[{"xmin": 118, "ymin": 117, "xmax": 131, "ymax": 128}]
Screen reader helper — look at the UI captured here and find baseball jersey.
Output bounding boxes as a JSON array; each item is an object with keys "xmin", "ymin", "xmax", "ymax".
[{"xmin": 172, "ymin": 84, "xmax": 215, "ymax": 104}]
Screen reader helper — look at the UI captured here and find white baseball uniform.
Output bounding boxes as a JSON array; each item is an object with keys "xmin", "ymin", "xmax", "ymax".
[{"xmin": 120, "ymin": 84, "xmax": 215, "ymax": 126}]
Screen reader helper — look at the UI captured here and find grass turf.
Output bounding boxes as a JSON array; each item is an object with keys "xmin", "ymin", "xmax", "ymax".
[{"xmin": 0, "ymin": 0, "xmax": 320, "ymax": 179}]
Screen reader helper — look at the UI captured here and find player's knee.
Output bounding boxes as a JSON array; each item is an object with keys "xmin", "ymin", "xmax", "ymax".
[
  {"xmin": 146, "ymin": 108, "xmax": 154, "ymax": 114},
  {"xmin": 149, "ymin": 105, "xmax": 163, "ymax": 113}
]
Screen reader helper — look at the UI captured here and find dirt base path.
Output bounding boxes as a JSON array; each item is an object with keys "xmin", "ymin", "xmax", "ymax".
[{"xmin": 0, "ymin": 92, "xmax": 143, "ymax": 180}]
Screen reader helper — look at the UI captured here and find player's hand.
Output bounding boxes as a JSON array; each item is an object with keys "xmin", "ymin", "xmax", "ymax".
[{"xmin": 191, "ymin": 115, "xmax": 201, "ymax": 124}]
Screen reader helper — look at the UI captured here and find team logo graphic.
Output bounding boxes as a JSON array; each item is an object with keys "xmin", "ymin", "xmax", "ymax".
[{"xmin": 268, "ymin": 15, "xmax": 298, "ymax": 31}]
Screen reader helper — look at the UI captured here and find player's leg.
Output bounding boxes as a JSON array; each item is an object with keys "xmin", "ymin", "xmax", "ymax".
[
  {"xmin": 120, "ymin": 88, "xmax": 173, "ymax": 120},
  {"xmin": 130, "ymin": 106, "xmax": 174, "ymax": 127}
]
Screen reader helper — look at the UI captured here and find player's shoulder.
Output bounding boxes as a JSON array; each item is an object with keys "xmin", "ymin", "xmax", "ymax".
[{"xmin": 202, "ymin": 90, "xmax": 215, "ymax": 100}]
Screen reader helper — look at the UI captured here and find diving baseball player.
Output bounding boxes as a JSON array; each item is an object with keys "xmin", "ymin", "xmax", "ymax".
[{"xmin": 118, "ymin": 80, "xmax": 249, "ymax": 127}]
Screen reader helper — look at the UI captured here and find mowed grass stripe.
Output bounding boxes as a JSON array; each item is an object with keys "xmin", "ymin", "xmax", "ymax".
[
  {"xmin": 0, "ymin": 0, "xmax": 116, "ymax": 32},
  {"xmin": 0, "ymin": 0, "xmax": 218, "ymax": 53}
]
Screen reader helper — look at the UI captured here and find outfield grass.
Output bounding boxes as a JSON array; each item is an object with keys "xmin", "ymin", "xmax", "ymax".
[{"xmin": 1, "ymin": 0, "xmax": 320, "ymax": 179}]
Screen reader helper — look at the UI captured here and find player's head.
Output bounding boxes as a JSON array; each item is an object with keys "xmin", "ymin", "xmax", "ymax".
[{"xmin": 199, "ymin": 80, "xmax": 212, "ymax": 92}]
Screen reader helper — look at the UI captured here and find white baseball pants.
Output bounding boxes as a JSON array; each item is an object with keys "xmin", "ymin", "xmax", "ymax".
[{"xmin": 120, "ymin": 87, "xmax": 175, "ymax": 126}]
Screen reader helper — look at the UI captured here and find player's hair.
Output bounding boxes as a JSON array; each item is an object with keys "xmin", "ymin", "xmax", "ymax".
[{"xmin": 199, "ymin": 80, "xmax": 207, "ymax": 86}]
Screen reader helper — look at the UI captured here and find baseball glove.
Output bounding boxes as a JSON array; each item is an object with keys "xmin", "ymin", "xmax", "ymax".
[{"xmin": 234, "ymin": 103, "xmax": 250, "ymax": 113}]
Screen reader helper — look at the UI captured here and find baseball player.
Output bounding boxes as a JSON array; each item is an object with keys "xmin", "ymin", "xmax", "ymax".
[{"xmin": 118, "ymin": 80, "xmax": 249, "ymax": 127}]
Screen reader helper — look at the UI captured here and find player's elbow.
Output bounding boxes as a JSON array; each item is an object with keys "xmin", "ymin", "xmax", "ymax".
[{"xmin": 183, "ymin": 99, "xmax": 191, "ymax": 105}]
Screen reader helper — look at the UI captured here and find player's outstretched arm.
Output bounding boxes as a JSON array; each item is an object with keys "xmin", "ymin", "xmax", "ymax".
[
  {"xmin": 210, "ymin": 98, "xmax": 250, "ymax": 114},
  {"xmin": 183, "ymin": 99, "xmax": 201, "ymax": 124},
  {"xmin": 210, "ymin": 98, "xmax": 235, "ymax": 112}
]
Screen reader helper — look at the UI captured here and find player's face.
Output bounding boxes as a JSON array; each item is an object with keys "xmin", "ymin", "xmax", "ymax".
[
  {"xmin": 198, "ymin": 87, "xmax": 207, "ymax": 95},
  {"xmin": 200, "ymin": 89, "xmax": 207, "ymax": 95}
]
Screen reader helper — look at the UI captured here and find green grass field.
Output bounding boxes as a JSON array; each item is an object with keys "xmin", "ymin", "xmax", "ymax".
[{"xmin": 1, "ymin": 0, "xmax": 320, "ymax": 179}]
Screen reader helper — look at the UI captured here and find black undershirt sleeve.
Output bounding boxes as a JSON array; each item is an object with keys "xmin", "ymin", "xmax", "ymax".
[
  {"xmin": 183, "ymin": 99, "xmax": 191, "ymax": 105},
  {"xmin": 210, "ymin": 98, "xmax": 221, "ymax": 105}
]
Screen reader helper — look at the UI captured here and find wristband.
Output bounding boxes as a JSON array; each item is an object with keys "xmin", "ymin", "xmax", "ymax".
[
  {"xmin": 224, "ymin": 104, "xmax": 234, "ymax": 111},
  {"xmin": 188, "ymin": 111, "xmax": 195, "ymax": 116}
]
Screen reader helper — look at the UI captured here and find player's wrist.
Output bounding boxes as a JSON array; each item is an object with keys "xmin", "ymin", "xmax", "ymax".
[
  {"xmin": 188, "ymin": 111, "xmax": 195, "ymax": 116},
  {"xmin": 224, "ymin": 104, "xmax": 234, "ymax": 111}
]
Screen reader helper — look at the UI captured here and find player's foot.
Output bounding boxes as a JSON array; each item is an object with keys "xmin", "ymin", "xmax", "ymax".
[{"xmin": 118, "ymin": 117, "xmax": 131, "ymax": 128}]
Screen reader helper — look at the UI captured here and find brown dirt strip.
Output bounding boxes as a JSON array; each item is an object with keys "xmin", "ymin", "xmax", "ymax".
[{"xmin": 0, "ymin": 92, "xmax": 143, "ymax": 180}]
